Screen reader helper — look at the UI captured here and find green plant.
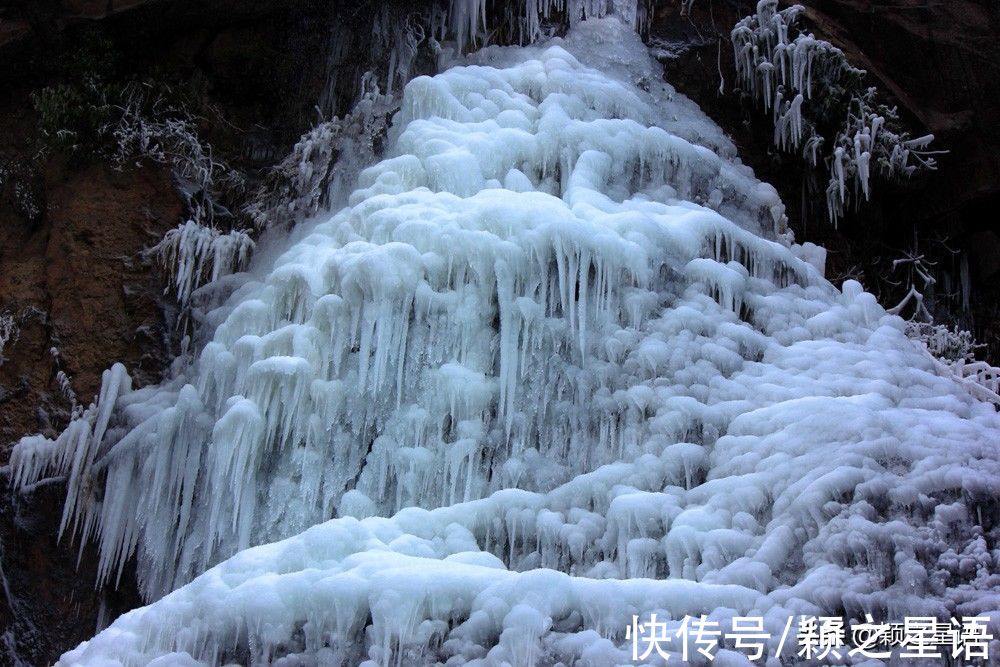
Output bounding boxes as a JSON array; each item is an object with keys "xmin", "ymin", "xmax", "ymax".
[{"xmin": 30, "ymin": 30, "xmax": 122, "ymax": 155}]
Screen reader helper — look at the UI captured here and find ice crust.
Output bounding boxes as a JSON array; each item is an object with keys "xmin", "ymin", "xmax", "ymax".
[{"xmin": 12, "ymin": 17, "xmax": 1000, "ymax": 667}]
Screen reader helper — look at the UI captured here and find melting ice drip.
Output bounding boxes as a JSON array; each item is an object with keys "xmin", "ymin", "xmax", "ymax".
[{"xmin": 13, "ymin": 18, "xmax": 1000, "ymax": 667}]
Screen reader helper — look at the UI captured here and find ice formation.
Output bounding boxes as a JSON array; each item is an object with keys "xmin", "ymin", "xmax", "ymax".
[
  {"xmin": 0, "ymin": 310, "xmax": 16, "ymax": 367},
  {"xmin": 731, "ymin": 1, "xmax": 940, "ymax": 225},
  {"xmin": 447, "ymin": 0, "xmax": 655, "ymax": 50},
  {"xmin": 12, "ymin": 15, "xmax": 1000, "ymax": 667},
  {"xmin": 153, "ymin": 221, "xmax": 255, "ymax": 309}
]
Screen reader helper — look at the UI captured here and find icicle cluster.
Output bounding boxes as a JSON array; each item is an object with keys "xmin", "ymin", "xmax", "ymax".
[
  {"xmin": 151, "ymin": 221, "xmax": 255, "ymax": 310},
  {"xmin": 731, "ymin": 3, "xmax": 859, "ymax": 119},
  {"xmin": 447, "ymin": 0, "xmax": 655, "ymax": 50},
  {"xmin": 49, "ymin": 347, "xmax": 79, "ymax": 408},
  {"xmin": 14, "ymin": 18, "xmax": 1000, "ymax": 667},
  {"xmin": 0, "ymin": 310, "xmax": 17, "ymax": 366},
  {"xmin": 367, "ymin": 8, "xmax": 447, "ymax": 99},
  {"xmin": 318, "ymin": 0, "xmax": 669, "ymax": 119},
  {"xmin": 731, "ymin": 1, "xmax": 940, "ymax": 225},
  {"xmin": 9, "ymin": 364, "xmax": 132, "ymax": 576}
]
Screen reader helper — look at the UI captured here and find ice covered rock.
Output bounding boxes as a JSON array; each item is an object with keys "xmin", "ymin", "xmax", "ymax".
[{"xmin": 14, "ymin": 17, "xmax": 1000, "ymax": 667}]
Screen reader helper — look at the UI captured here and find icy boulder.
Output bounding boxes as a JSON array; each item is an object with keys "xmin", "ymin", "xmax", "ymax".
[{"xmin": 14, "ymin": 17, "xmax": 1000, "ymax": 667}]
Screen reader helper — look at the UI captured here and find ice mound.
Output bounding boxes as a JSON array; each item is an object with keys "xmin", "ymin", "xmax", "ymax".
[{"xmin": 13, "ymin": 17, "xmax": 1000, "ymax": 666}]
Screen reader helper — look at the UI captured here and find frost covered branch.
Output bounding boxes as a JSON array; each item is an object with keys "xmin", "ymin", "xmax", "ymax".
[
  {"xmin": 109, "ymin": 85, "xmax": 246, "ymax": 203},
  {"xmin": 107, "ymin": 85, "xmax": 257, "ymax": 312},
  {"xmin": 885, "ymin": 250, "xmax": 937, "ymax": 322},
  {"xmin": 0, "ymin": 162, "xmax": 44, "ymax": 224},
  {"xmin": 889, "ymin": 242, "xmax": 998, "ymax": 402},
  {"xmin": 824, "ymin": 89, "xmax": 943, "ymax": 224},
  {"xmin": 905, "ymin": 322, "xmax": 979, "ymax": 365},
  {"xmin": 141, "ymin": 74, "xmax": 397, "ymax": 316},
  {"xmin": 906, "ymin": 322, "xmax": 1000, "ymax": 404},
  {"xmin": 731, "ymin": 0, "xmax": 942, "ymax": 225}
]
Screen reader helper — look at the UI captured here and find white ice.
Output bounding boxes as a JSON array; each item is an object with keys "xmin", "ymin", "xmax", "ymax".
[{"xmin": 12, "ymin": 15, "xmax": 1000, "ymax": 667}]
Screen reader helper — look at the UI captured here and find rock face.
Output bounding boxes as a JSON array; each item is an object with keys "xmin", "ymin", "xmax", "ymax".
[
  {"xmin": 0, "ymin": 1, "xmax": 335, "ymax": 662},
  {"xmin": 0, "ymin": 475, "xmax": 144, "ymax": 664},
  {"xmin": 0, "ymin": 134, "xmax": 179, "ymax": 667},
  {"xmin": 0, "ymin": 161, "xmax": 179, "ymax": 446},
  {"xmin": 0, "ymin": 122, "xmax": 181, "ymax": 667}
]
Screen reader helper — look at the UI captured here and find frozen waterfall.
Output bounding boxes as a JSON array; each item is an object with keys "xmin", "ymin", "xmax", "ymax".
[{"xmin": 12, "ymin": 16, "xmax": 1000, "ymax": 667}]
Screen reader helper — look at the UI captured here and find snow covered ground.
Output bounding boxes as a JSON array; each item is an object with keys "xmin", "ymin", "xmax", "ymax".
[{"xmin": 12, "ymin": 14, "xmax": 1000, "ymax": 666}]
